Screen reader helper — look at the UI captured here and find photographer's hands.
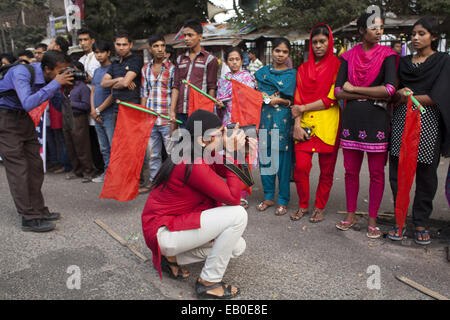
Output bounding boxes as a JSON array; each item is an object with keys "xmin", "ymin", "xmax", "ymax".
[
  {"xmin": 55, "ymin": 68, "xmax": 74, "ymax": 86},
  {"xmin": 223, "ymin": 123, "xmax": 246, "ymax": 156}
]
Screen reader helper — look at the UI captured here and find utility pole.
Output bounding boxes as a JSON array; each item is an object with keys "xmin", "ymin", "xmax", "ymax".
[{"xmin": 0, "ymin": 26, "xmax": 7, "ymax": 53}]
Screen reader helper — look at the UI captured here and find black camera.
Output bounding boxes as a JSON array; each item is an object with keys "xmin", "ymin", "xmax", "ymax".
[
  {"xmin": 60, "ymin": 67, "xmax": 88, "ymax": 81},
  {"xmin": 226, "ymin": 123, "xmax": 257, "ymax": 139}
]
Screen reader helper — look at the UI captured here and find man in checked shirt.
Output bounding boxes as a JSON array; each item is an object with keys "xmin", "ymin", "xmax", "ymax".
[
  {"xmin": 139, "ymin": 34, "xmax": 175, "ymax": 193},
  {"xmin": 169, "ymin": 20, "xmax": 218, "ymax": 131}
]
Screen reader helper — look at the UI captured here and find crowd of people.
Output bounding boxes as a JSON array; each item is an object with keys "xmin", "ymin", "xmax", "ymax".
[{"xmin": 0, "ymin": 14, "xmax": 449, "ymax": 299}]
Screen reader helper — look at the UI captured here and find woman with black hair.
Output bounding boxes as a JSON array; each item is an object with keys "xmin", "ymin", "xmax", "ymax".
[
  {"xmin": 255, "ymin": 37, "xmax": 297, "ymax": 216},
  {"xmin": 388, "ymin": 17, "xmax": 450, "ymax": 245},
  {"xmin": 334, "ymin": 13, "xmax": 398, "ymax": 238},
  {"xmin": 290, "ymin": 23, "xmax": 341, "ymax": 223},
  {"xmin": 216, "ymin": 46, "xmax": 257, "ymax": 209},
  {"xmin": 216, "ymin": 47, "xmax": 256, "ymax": 126},
  {"xmin": 142, "ymin": 109, "xmax": 256, "ymax": 299}
]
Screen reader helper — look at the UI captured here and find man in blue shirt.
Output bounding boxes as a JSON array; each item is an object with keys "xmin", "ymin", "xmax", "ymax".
[
  {"xmin": 101, "ymin": 30, "xmax": 143, "ymax": 123},
  {"xmin": 0, "ymin": 50, "xmax": 74, "ymax": 232},
  {"xmin": 90, "ymin": 40, "xmax": 113, "ymax": 183}
]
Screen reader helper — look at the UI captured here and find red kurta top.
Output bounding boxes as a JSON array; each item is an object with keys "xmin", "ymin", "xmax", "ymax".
[
  {"xmin": 49, "ymin": 102, "xmax": 63, "ymax": 129},
  {"xmin": 141, "ymin": 159, "xmax": 245, "ymax": 279}
]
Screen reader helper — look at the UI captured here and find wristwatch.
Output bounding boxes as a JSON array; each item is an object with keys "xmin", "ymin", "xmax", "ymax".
[{"xmin": 95, "ymin": 108, "xmax": 101, "ymax": 116}]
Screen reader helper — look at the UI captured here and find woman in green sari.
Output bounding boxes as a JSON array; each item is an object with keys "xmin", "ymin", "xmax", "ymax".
[{"xmin": 255, "ymin": 38, "xmax": 297, "ymax": 216}]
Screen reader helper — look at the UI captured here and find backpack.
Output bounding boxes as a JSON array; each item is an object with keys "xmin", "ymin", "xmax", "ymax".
[{"xmin": 0, "ymin": 60, "xmax": 35, "ymax": 98}]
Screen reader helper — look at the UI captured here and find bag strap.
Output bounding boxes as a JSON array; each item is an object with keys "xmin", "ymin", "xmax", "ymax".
[
  {"xmin": 0, "ymin": 61, "xmax": 35, "ymax": 98},
  {"xmin": 223, "ymin": 162, "xmax": 254, "ymax": 188}
]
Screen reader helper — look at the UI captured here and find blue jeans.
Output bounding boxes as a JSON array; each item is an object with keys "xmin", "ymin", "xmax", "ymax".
[
  {"xmin": 94, "ymin": 111, "xmax": 115, "ymax": 170},
  {"xmin": 147, "ymin": 125, "xmax": 172, "ymax": 181},
  {"xmin": 47, "ymin": 127, "xmax": 71, "ymax": 171}
]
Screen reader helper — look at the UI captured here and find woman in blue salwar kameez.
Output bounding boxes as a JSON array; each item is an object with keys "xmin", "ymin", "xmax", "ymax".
[{"xmin": 255, "ymin": 38, "xmax": 297, "ymax": 216}]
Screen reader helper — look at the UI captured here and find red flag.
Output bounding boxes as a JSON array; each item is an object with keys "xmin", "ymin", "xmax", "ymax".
[
  {"xmin": 28, "ymin": 101, "xmax": 48, "ymax": 127},
  {"xmin": 231, "ymin": 79, "xmax": 263, "ymax": 128},
  {"xmin": 100, "ymin": 104, "xmax": 157, "ymax": 202},
  {"xmin": 188, "ymin": 86, "xmax": 215, "ymax": 116},
  {"xmin": 395, "ymin": 96, "xmax": 421, "ymax": 233}
]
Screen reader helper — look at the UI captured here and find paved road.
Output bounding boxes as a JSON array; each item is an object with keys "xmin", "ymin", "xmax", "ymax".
[{"xmin": 1, "ymin": 153, "xmax": 449, "ymax": 300}]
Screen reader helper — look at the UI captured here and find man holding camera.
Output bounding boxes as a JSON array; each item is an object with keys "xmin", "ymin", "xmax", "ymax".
[{"xmin": 0, "ymin": 50, "xmax": 74, "ymax": 232}]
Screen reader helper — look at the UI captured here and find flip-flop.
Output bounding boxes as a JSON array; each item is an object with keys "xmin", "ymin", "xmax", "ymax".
[
  {"xmin": 290, "ymin": 208, "xmax": 308, "ymax": 221},
  {"xmin": 335, "ymin": 220, "xmax": 356, "ymax": 231},
  {"xmin": 275, "ymin": 205, "xmax": 287, "ymax": 216},
  {"xmin": 256, "ymin": 201, "xmax": 274, "ymax": 212},
  {"xmin": 309, "ymin": 208, "xmax": 325, "ymax": 223},
  {"xmin": 414, "ymin": 230, "xmax": 431, "ymax": 245},
  {"xmin": 387, "ymin": 226, "xmax": 406, "ymax": 241},
  {"xmin": 367, "ymin": 226, "xmax": 382, "ymax": 239},
  {"xmin": 240, "ymin": 199, "xmax": 249, "ymax": 209}
]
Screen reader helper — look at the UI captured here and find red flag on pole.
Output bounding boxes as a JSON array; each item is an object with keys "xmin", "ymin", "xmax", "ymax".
[
  {"xmin": 395, "ymin": 96, "xmax": 421, "ymax": 233},
  {"xmin": 28, "ymin": 101, "xmax": 48, "ymax": 127},
  {"xmin": 100, "ymin": 104, "xmax": 157, "ymax": 202},
  {"xmin": 188, "ymin": 86, "xmax": 215, "ymax": 116},
  {"xmin": 230, "ymin": 79, "xmax": 263, "ymax": 128}
]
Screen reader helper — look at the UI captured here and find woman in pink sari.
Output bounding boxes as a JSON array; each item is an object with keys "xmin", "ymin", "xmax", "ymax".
[{"xmin": 334, "ymin": 13, "xmax": 398, "ymax": 238}]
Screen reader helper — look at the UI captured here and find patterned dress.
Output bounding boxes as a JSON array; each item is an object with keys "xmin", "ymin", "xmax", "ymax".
[
  {"xmin": 216, "ymin": 70, "xmax": 256, "ymax": 126},
  {"xmin": 390, "ymin": 60, "xmax": 442, "ymax": 165}
]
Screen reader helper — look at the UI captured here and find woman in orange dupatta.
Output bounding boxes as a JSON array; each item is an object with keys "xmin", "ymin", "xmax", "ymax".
[{"xmin": 290, "ymin": 23, "xmax": 341, "ymax": 223}]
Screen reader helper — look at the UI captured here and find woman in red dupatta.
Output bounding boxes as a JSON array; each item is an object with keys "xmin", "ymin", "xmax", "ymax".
[{"xmin": 290, "ymin": 23, "xmax": 341, "ymax": 223}]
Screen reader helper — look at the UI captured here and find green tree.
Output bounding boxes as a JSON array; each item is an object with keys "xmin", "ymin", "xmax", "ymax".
[
  {"xmin": 231, "ymin": 0, "xmax": 450, "ymax": 33},
  {"xmin": 84, "ymin": 0, "xmax": 208, "ymax": 41},
  {"xmin": 0, "ymin": 0, "xmax": 48, "ymax": 52}
]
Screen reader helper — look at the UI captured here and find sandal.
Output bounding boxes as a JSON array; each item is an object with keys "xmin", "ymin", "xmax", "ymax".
[
  {"xmin": 138, "ymin": 186, "xmax": 151, "ymax": 194},
  {"xmin": 387, "ymin": 226, "xmax": 406, "ymax": 241},
  {"xmin": 160, "ymin": 256, "xmax": 189, "ymax": 280},
  {"xmin": 195, "ymin": 280, "xmax": 240, "ymax": 300},
  {"xmin": 240, "ymin": 199, "xmax": 249, "ymax": 209},
  {"xmin": 275, "ymin": 205, "xmax": 287, "ymax": 216},
  {"xmin": 367, "ymin": 226, "xmax": 382, "ymax": 239},
  {"xmin": 256, "ymin": 200, "xmax": 274, "ymax": 212},
  {"xmin": 414, "ymin": 230, "xmax": 431, "ymax": 245},
  {"xmin": 290, "ymin": 208, "xmax": 308, "ymax": 221},
  {"xmin": 309, "ymin": 208, "xmax": 325, "ymax": 223},
  {"xmin": 335, "ymin": 220, "xmax": 356, "ymax": 231}
]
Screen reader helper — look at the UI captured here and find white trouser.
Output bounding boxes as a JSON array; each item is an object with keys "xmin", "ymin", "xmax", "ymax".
[{"xmin": 157, "ymin": 205, "xmax": 248, "ymax": 282}]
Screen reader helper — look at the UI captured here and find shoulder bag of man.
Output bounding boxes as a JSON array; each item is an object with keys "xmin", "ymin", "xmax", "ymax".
[{"xmin": 0, "ymin": 60, "xmax": 35, "ymax": 98}]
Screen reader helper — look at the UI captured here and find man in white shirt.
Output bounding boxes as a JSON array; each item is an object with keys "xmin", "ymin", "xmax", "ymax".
[
  {"xmin": 78, "ymin": 28, "xmax": 101, "ymax": 84},
  {"xmin": 248, "ymin": 48, "xmax": 264, "ymax": 76},
  {"xmin": 77, "ymin": 28, "xmax": 103, "ymax": 173}
]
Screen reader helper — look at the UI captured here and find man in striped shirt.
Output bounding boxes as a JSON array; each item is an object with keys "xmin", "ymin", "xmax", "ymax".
[
  {"xmin": 169, "ymin": 20, "xmax": 218, "ymax": 130},
  {"xmin": 140, "ymin": 34, "xmax": 175, "ymax": 190}
]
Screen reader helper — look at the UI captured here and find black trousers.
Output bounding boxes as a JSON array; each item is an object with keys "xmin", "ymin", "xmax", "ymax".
[
  {"xmin": 0, "ymin": 109, "xmax": 49, "ymax": 220},
  {"xmin": 389, "ymin": 152, "xmax": 440, "ymax": 228},
  {"xmin": 63, "ymin": 113, "xmax": 95, "ymax": 177}
]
